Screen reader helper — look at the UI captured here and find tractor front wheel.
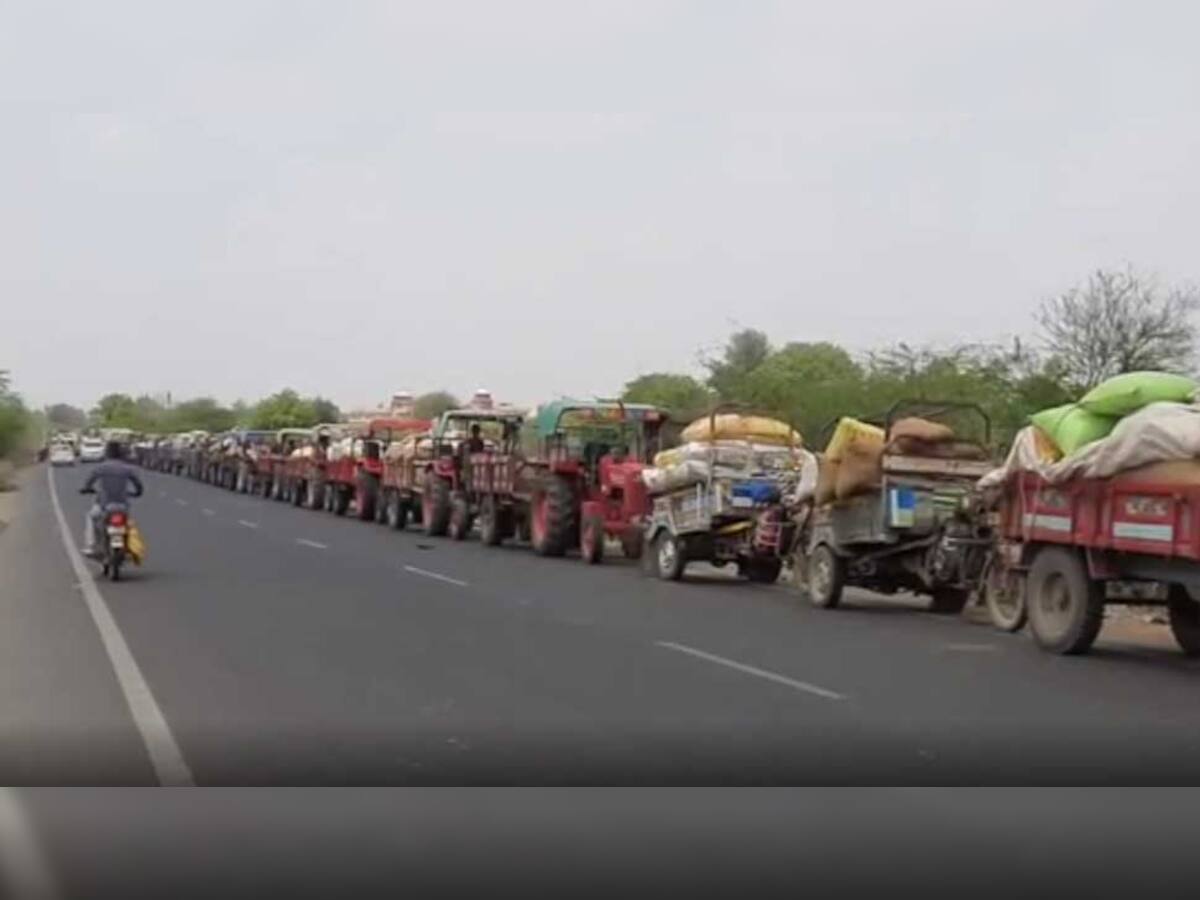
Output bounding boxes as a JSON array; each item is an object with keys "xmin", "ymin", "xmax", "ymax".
[
  {"xmin": 479, "ymin": 496, "xmax": 503, "ymax": 546},
  {"xmin": 531, "ymin": 476, "xmax": 576, "ymax": 557},
  {"xmin": 448, "ymin": 495, "xmax": 472, "ymax": 540},
  {"xmin": 422, "ymin": 475, "xmax": 451, "ymax": 536},
  {"xmin": 356, "ymin": 474, "xmax": 379, "ymax": 521}
]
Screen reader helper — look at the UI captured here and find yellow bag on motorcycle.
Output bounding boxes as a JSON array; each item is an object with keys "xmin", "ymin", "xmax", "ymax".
[{"xmin": 127, "ymin": 522, "xmax": 146, "ymax": 565}]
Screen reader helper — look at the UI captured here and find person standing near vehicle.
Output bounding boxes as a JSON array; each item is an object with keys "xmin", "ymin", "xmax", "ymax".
[{"xmin": 80, "ymin": 441, "xmax": 144, "ymax": 557}]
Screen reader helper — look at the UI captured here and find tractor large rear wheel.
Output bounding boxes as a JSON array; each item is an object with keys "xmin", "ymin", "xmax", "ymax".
[
  {"xmin": 531, "ymin": 476, "xmax": 576, "ymax": 557},
  {"xmin": 422, "ymin": 475, "xmax": 451, "ymax": 536}
]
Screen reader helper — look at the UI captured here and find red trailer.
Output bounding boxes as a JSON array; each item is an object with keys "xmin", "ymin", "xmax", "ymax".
[
  {"xmin": 986, "ymin": 469, "xmax": 1200, "ymax": 655},
  {"xmin": 325, "ymin": 418, "xmax": 430, "ymax": 521}
]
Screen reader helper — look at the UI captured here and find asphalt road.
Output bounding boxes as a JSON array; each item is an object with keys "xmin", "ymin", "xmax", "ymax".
[{"xmin": 4, "ymin": 462, "xmax": 1200, "ymax": 785}]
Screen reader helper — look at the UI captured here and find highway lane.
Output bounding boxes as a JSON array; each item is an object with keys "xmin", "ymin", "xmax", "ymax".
[{"xmin": 4, "ymin": 462, "xmax": 1200, "ymax": 782}]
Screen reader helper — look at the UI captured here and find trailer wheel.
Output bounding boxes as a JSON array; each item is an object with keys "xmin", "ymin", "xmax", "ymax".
[
  {"xmin": 620, "ymin": 530, "xmax": 644, "ymax": 561},
  {"xmin": 333, "ymin": 484, "xmax": 350, "ymax": 516},
  {"xmin": 1027, "ymin": 547, "xmax": 1104, "ymax": 655},
  {"xmin": 745, "ymin": 558, "xmax": 783, "ymax": 584},
  {"xmin": 799, "ymin": 543, "xmax": 844, "ymax": 609},
  {"xmin": 1167, "ymin": 585, "xmax": 1200, "ymax": 656},
  {"xmin": 928, "ymin": 588, "xmax": 969, "ymax": 615},
  {"xmin": 375, "ymin": 491, "xmax": 388, "ymax": 524},
  {"xmin": 448, "ymin": 495, "xmax": 472, "ymax": 541},
  {"xmin": 983, "ymin": 559, "xmax": 1027, "ymax": 632},
  {"xmin": 479, "ymin": 497, "xmax": 503, "ymax": 546},
  {"xmin": 654, "ymin": 531, "xmax": 686, "ymax": 581},
  {"xmin": 356, "ymin": 474, "xmax": 378, "ymax": 521},
  {"xmin": 580, "ymin": 514, "xmax": 604, "ymax": 564},
  {"xmin": 422, "ymin": 475, "xmax": 451, "ymax": 536}
]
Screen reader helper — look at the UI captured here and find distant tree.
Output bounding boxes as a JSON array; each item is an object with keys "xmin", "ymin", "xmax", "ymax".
[
  {"xmin": 250, "ymin": 389, "xmax": 318, "ymax": 429},
  {"xmin": 740, "ymin": 342, "xmax": 865, "ymax": 441},
  {"xmin": 621, "ymin": 373, "xmax": 712, "ymax": 418},
  {"xmin": 1038, "ymin": 267, "xmax": 1199, "ymax": 390},
  {"xmin": 702, "ymin": 328, "xmax": 772, "ymax": 400},
  {"xmin": 0, "ymin": 372, "xmax": 30, "ymax": 459},
  {"xmin": 45, "ymin": 403, "xmax": 88, "ymax": 431},
  {"xmin": 90, "ymin": 393, "xmax": 139, "ymax": 428},
  {"xmin": 413, "ymin": 391, "xmax": 460, "ymax": 419},
  {"xmin": 310, "ymin": 397, "xmax": 341, "ymax": 424},
  {"xmin": 164, "ymin": 397, "xmax": 237, "ymax": 433}
]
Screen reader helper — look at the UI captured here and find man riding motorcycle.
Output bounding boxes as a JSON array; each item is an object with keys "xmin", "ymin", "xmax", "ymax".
[{"xmin": 80, "ymin": 441, "xmax": 144, "ymax": 558}]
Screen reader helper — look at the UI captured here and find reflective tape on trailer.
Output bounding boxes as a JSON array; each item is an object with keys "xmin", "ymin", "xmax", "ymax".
[
  {"xmin": 1022, "ymin": 512, "xmax": 1072, "ymax": 532},
  {"xmin": 1112, "ymin": 521, "xmax": 1174, "ymax": 542}
]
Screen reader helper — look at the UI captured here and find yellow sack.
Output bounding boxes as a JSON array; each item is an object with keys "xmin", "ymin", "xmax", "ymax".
[
  {"xmin": 681, "ymin": 414, "xmax": 801, "ymax": 447},
  {"xmin": 127, "ymin": 522, "xmax": 146, "ymax": 565},
  {"xmin": 824, "ymin": 417, "xmax": 884, "ymax": 463}
]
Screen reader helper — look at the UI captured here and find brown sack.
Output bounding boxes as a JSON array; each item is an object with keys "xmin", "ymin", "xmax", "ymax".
[
  {"xmin": 815, "ymin": 456, "xmax": 839, "ymax": 505},
  {"xmin": 1117, "ymin": 459, "xmax": 1200, "ymax": 485},
  {"xmin": 889, "ymin": 417, "xmax": 954, "ymax": 444},
  {"xmin": 834, "ymin": 450, "xmax": 882, "ymax": 500}
]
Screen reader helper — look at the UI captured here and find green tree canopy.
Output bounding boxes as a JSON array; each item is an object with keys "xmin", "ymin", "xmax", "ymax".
[
  {"xmin": 45, "ymin": 403, "xmax": 88, "ymax": 431},
  {"xmin": 310, "ymin": 397, "xmax": 341, "ymax": 424},
  {"xmin": 413, "ymin": 391, "xmax": 460, "ymax": 420},
  {"xmin": 249, "ymin": 389, "xmax": 319, "ymax": 429},
  {"xmin": 0, "ymin": 371, "xmax": 30, "ymax": 459},
  {"xmin": 621, "ymin": 373, "xmax": 712, "ymax": 419},
  {"xmin": 703, "ymin": 328, "xmax": 771, "ymax": 400},
  {"xmin": 164, "ymin": 397, "xmax": 238, "ymax": 433}
]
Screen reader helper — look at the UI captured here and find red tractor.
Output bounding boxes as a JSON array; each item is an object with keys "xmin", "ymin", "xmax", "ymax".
[{"xmin": 494, "ymin": 399, "xmax": 666, "ymax": 561}]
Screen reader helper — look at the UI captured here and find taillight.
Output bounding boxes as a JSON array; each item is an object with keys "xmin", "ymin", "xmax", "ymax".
[{"xmin": 108, "ymin": 512, "xmax": 127, "ymax": 527}]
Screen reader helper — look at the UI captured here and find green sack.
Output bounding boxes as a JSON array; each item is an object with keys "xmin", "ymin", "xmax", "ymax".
[
  {"xmin": 1078, "ymin": 371, "xmax": 1197, "ymax": 417},
  {"xmin": 1029, "ymin": 404, "xmax": 1117, "ymax": 456}
]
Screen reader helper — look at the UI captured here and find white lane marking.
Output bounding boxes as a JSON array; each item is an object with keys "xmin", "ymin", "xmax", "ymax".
[
  {"xmin": 174, "ymin": 498, "xmax": 189, "ymax": 507},
  {"xmin": 656, "ymin": 641, "xmax": 845, "ymax": 701},
  {"xmin": 0, "ymin": 788, "xmax": 59, "ymax": 900},
  {"xmin": 237, "ymin": 519, "xmax": 259, "ymax": 529},
  {"xmin": 46, "ymin": 468, "xmax": 194, "ymax": 785},
  {"xmin": 202, "ymin": 508, "xmax": 215, "ymax": 517},
  {"xmin": 404, "ymin": 565, "xmax": 469, "ymax": 588},
  {"xmin": 296, "ymin": 538, "xmax": 327, "ymax": 550}
]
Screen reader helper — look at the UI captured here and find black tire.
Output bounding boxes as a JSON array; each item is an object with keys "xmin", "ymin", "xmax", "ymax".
[
  {"xmin": 580, "ymin": 514, "xmax": 604, "ymax": 564},
  {"xmin": 983, "ymin": 558, "xmax": 1027, "ymax": 632},
  {"xmin": 385, "ymin": 492, "xmax": 409, "ymax": 531},
  {"xmin": 928, "ymin": 587, "xmax": 969, "ymax": 615},
  {"xmin": 798, "ymin": 543, "xmax": 844, "ymax": 609},
  {"xmin": 532, "ymin": 475, "xmax": 576, "ymax": 557},
  {"xmin": 423, "ymin": 475, "xmax": 451, "ymax": 536},
  {"xmin": 291, "ymin": 480, "xmax": 305, "ymax": 507},
  {"xmin": 448, "ymin": 495, "xmax": 472, "ymax": 541},
  {"xmin": 306, "ymin": 479, "xmax": 322, "ymax": 510},
  {"xmin": 1167, "ymin": 585, "xmax": 1200, "ymax": 656},
  {"xmin": 746, "ymin": 557, "xmax": 783, "ymax": 584},
  {"xmin": 356, "ymin": 474, "xmax": 379, "ymax": 522},
  {"xmin": 108, "ymin": 550, "xmax": 123, "ymax": 582},
  {"xmin": 1026, "ymin": 547, "xmax": 1104, "ymax": 655},
  {"xmin": 333, "ymin": 484, "xmax": 350, "ymax": 516},
  {"xmin": 653, "ymin": 530, "xmax": 686, "ymax": 581},
  {"xmin": 323, "ymin": 483, "xmax": 334, "ymax": 512},
  {"xmin": 479, "ymin": 496, "xmax": 502, "ymax": 546}
]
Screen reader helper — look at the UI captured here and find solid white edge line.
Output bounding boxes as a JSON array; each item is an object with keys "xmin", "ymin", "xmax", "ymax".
[
  {"xmin": 0, "ymin": 788, "xmax": 59, "ymax": 900},
  {"xmin": 403, "ymin": 565, "xmax": 469, "ymax": 588},
  {"xmin": 296, "ymin": 538, "xmax": 327, "ymax": 549},
  {"xmin": 46, "ymin": 467, "xmax": 195, "ymax": 786},
  {"xmin": 656, "ymin": 641, "xmax": 845, "ymax": 701}
]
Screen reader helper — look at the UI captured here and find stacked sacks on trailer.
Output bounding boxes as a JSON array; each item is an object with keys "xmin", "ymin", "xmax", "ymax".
[
  {"xmin": 641, "ymin": 414, "xmax": 804, "ymax": 496},
  {"xmin": 980, "ymin": 371, "xmax": 1200, "ymax": 489}
]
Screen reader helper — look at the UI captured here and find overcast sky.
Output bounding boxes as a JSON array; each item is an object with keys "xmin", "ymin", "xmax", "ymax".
[{"xmin": 3, "ymin": 0, "xmax": 1198, "ymax": 411}]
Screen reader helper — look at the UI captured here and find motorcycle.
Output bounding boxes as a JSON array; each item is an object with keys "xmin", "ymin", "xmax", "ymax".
[{"xmin": 81, "ymin": 489, "xmax": 134, "ymax": 581}]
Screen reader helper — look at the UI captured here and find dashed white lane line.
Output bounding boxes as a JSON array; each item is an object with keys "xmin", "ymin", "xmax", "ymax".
[
  {"xmin": 174, "ymin": 498, "xmax": 189, "ymax": 507},
  {"xmin": 656, "ymin": 641, "xmax": 845, "ymax": 701},
  {"xmin": 46, "ymin": 468, "xmax": 194, "ymax": 785},
  {"xmin": 202, "ymin": 508, "xmax": 215, "ymax": 516},
  {"xmin": 237, "ymin": 519, "xmax": 259, "ymax": 529},
  {"xmin": 404, "ymin": 565, "xmax": 469, "ymax": 588},
  {"xmin": 296, "ymin": 538, "xmax": 328, "ymax": 550}
]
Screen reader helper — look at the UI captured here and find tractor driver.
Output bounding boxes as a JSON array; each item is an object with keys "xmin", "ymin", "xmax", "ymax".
[{"xmin": 465, "ymin": 424, "xmax": 485, "ymax": 454}]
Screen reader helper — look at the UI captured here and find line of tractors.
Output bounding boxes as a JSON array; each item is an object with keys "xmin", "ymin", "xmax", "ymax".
[
  {"xmin": 138, "ymin": 399, "xmax": 675, "ymax": 566},
  {"xmin": 131, "ymin": 396, "xmax": 1200, "ymax": 658}
]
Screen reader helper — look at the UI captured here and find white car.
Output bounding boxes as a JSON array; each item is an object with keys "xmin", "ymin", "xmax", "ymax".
[
  {"xmin": 49, "ymin": 443, "xmax": 76, "ymax": 466},
  {"xmin": 79, "ymin": 438, "xmax": 105, "ymax": 463}
]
